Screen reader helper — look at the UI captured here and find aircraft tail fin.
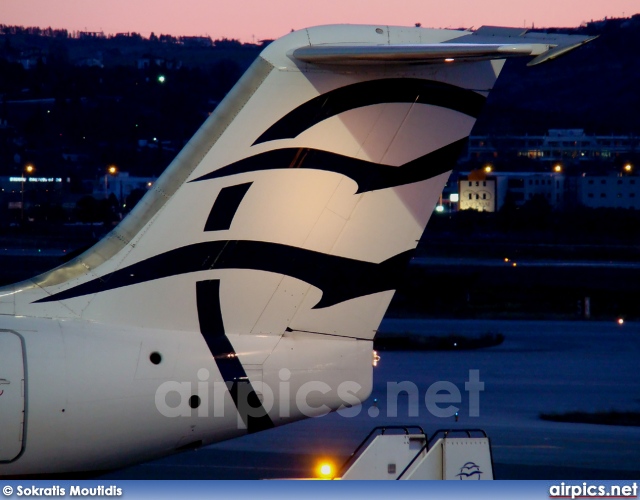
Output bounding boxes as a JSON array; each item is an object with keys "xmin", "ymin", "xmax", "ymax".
[{"xmin": 4, "ymin": 25, "xmax": 589, "ymax": 342}]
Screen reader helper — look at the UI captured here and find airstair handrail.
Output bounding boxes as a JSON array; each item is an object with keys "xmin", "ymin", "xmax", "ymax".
[{"xmin": 334, "ymin": 425, "xmax": 425, "ymax": 479}]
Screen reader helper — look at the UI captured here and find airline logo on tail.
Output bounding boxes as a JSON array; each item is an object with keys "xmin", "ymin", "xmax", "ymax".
[{"xmin": 35, "ymin": 77, "xmax": 479, "ymax": 307}]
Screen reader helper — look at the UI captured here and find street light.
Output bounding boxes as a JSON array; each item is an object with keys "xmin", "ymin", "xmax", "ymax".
[
  {"xmin": 554, "ymin": 164, "xmax": 562, "ymax": 173},
  {"xmin": 105, "ymin": 165, "xmax": 118, "ymax": 199},
  {"xmin": 624, "ymin": 163, "xmax": 632, "ymax": 173},
  {"xmin": 317, "ymin": 461, "xmax": 334, "ymax": 479},
  {"xmin": 484, "ymin": 165, "xmax": 493, "ymax": 173},
  {"xmin": 22, "ymin": 164, "xmax": 34, "ymax": 221}
]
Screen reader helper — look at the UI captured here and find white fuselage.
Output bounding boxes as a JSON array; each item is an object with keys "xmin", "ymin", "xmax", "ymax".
[{"xmin": 0, "ymin": 316, "xmax": 371, "ymax": 475}]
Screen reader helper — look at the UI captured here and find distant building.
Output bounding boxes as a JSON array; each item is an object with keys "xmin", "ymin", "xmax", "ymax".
[
  {"xmin": 466, "ymin": 129, "xmax": 639, "ymax": 165},
  {"xmin": 0, "ymin": 172, "xmax": 160, "ymax": 224},
  {"xmin": 93, "ymin": 172, "xmax": 157, "ymax": 201},
  {"xmin": 179, "ymin": 36, "xmax": 214, "ymax": 48},
  {"xmin": 577, "ymin": 175, "xmax": 639, "ymax": 209},
  {"xmin": 0, "ymin": 176, "xmax": 67, "ymax": 216},
  {"xmin": 78, "ymin": 31, "xmax": 105, "ymax": 39},
  {"xmin": 503, "ymin": 172, "xmax": 566, "ymax": 208},
  {"xmin": 458, "ymin": 171, "xmax": 566, "ymax": 212},
  {"xmin": 0, "ymin": 176, "xmax": 66, "ymax": 195},
  {"xmin": 459, "ymin": 176, "xmax": 497, "ymax": 212},
  {"xmin": 456, "ymin": 170, "xmax": 640, "ymax": 211}
]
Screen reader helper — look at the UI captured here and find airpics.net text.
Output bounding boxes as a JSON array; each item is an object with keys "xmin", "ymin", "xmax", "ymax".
[{"xmin": 154, "ymin": 368, "xmax": 484, "ymax": 424}]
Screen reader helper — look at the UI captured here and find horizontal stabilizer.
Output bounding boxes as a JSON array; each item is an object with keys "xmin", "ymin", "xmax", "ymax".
[
  {"xmin": 527, "ymin": 36, "xmax": 598, "ymax": 66},
  {"xmin": 292, "ymin": 26, "xmax": 596, "ymax": 67},
  {"xmin": 292, "ymin": 43, "xmax": 540, "ymax": 65}
]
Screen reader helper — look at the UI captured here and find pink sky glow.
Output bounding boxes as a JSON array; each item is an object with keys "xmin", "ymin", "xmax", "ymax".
[{"xmin": 2, "ymin": 0, "xmax": 639, "ymax": 42}]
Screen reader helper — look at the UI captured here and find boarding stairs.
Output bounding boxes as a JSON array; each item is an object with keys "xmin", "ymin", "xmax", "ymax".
[{"xmin": 335, "ymin": 426, "xmax": 494, "ymax": 480}]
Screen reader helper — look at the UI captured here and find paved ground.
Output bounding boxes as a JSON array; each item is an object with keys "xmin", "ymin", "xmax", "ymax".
[{"xmin": 412, "ymin": 256, "xmax": 640, "ymax": 269}]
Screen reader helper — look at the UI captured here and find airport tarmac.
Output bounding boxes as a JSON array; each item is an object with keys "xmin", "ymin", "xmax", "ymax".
[
  {"xmin": 101, "ymin": 319, "xmax": 640, "ymax": 480},
  {"xmin": 411, "ymin": 256, "xmax": 640, "ymax": 269}
]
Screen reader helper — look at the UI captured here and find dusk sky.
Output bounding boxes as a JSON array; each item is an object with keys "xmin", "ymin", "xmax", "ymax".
[{"xmin": 2, "ymin": 0, "xmax": 639, "ymax": 42}]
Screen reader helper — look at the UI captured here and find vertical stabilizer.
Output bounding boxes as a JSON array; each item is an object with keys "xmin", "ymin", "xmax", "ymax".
[{"xmin": 10, "ymin": 26, "xmax": 511, "ymax": 341}]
